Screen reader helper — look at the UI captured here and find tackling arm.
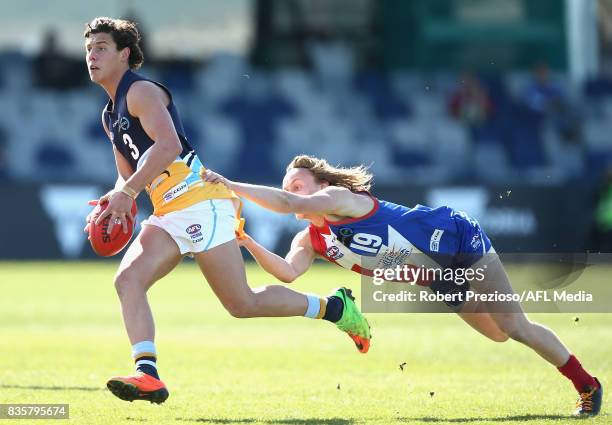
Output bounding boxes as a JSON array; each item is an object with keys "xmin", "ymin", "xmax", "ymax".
[
  {"xmin": 242, "ymin": 228, "xmax": 315, "ymax": 283},
  {"xmin": 202, "ymin": 170, "xmax": 368, "ymax": 217}
]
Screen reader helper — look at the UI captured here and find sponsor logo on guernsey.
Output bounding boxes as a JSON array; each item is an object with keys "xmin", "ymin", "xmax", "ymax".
[
  {"xmin": 119, "ymin": 117, "xmax": 130, "ymax": 130},
  {"xmin": 377, "ymin": 247, "xmax": 411, "ymax": 269},
  {"xmin": 430, "ymin": 229, "xmax": 444, "ymax": 252},
  {"xmin": 326, "ymin": 245, "xmax": 344, "ymax": 260},
  {"xmin": 163, "ymin": 181, "xmax": 189, "ymax": 203},
  {"xmin": 113, "ymin": 116, "xmax": 130, "ymax": 131},
  {"xmin": 470, "ymin": 233, "xmax": 482, "ymax": 250},
  {"xmin": 338, "ymin": 227, "xmax": 354, "ymax": 245}
]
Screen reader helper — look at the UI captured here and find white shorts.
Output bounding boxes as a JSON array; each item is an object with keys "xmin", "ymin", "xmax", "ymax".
[{"xmin": 142, "ymin": 199, "xmax": 236, "ymax": 255}]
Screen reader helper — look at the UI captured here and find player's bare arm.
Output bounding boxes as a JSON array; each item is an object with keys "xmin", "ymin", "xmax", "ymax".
[
  {"xmin": 242, "ymin": 228, "xmax": 315, "ymax": 283},
  {"xmin": 202, "ymin": 170, "xmax": 373, "ymax": 218},
  {"xmin": 95, "ymin": 81, "xmax": 181, "ymax": 233},
  {"xmin": 122, "ymin": 81, "xmax": 182, "ymax": 193}
]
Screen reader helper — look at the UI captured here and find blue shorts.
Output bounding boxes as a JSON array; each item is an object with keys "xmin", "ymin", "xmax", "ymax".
[
  {"xmin": 428, "ymin": 211, "xmax": 494, "ymax": 310},
  {"xmin": 453, "ymin": 210, "xmax": 493, "ymax": 266}
]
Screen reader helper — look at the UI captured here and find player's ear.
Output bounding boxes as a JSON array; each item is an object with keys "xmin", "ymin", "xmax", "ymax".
[{"xmin": 120, "ymin": 47, "xmax": 130, "ymax": 64}]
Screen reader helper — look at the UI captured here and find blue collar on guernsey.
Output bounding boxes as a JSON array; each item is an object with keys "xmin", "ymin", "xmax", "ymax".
[{"xmin": 106, "ymin": 69, "xmax": 137, "ymax": 115}]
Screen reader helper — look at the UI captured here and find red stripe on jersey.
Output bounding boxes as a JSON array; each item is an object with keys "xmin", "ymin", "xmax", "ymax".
[
  {"xmin": 351, "ymin": 264, "xmax": 373, "ymax": 276},
  {"xmin": 308, "ymin": 223, "xmax": 340, "ymax": 267},
  {"xmin": 308, "ymin": 224, "xmax": 328, "ymax": 257}
]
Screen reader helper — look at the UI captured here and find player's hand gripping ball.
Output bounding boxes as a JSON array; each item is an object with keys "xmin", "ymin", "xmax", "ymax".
[{"xmin": 87, "ymin": 198, "xmax": 138, "ymax": 257}]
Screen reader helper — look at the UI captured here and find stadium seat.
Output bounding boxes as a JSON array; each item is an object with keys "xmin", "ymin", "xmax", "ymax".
[
  {"xmin": 390, "ymin": 72, "xmax": 425, "ymax": 98},
  {"xmin": 159, "ymin": 63, "xmax": 195, "ymax": 93},
  {"xmin": 308, "ymin": 40, "xmax": 355, "ymax": 92},
  {"xmin": 388, "ymin": 120, "xmax": 432, "ymax": 168},
  {"xmin": 584, "ymin": 75, "xmax": 612, "ymax": 99},
  {"xmin": 35, "ymin": 142, "xmax": 76, "ymax": 181},
  {"xmin": 544, "ymin": 139, "xmax": 584, "ymax": 183},
  {"xmin": 2, "ymin": 55, "xmax": 610, "ymax": 187},
  {"xmin": 507, "ymin": 105, "xmax": 547, "ymax": 168},
  {"xmin": 430, "ymin": 119, "xmax": 471, "ymax": 178},
  {"xmin": 195, "ymin": 53, "xmax": 247, "ymax": 105},
  {"xmin": 198, "ymin": 115, "xmax": 241, "ymax": 174},
  {"xmin": 275, "ymin": 118, "xmax": 313, "ymax": 168},
  {"xmin": 0, "ymin": 50, "xmax": 32, "ymax": 92},
  {"xmin": 411, "ymin": 91, "xmax": 446, "ymax": 118},
  {"xmin": 274, "ymin": 69, "xmax": 316, "ymax": 112},
  {"xmin": 474, "ymin": 144, "xmax": 512, "ymax": 183},
  {"xmin": 354, "ymin": 71, "xmax": 411, "ymax": 121},
  {"xmin": 584, "ymin": 118, "xmax": 612, "ymax": 149}
]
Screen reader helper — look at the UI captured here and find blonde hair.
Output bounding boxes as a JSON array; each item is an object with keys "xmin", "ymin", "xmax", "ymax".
[{"xmin": 287, "ymin": 155, "xmax": 373, "ymax": 192}]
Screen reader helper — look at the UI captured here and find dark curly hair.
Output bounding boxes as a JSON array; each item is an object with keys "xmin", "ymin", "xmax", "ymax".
[{"xmin": 84, "ymin": 17, "xmax": 144, "ymax": 69}]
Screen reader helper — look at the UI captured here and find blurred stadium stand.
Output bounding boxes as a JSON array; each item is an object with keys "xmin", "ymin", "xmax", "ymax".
[
  {"xmin": 0, "ymin": 0, "xmax": 609, "ymax": 186},
  {"xmin": 0, "ymin": 49, "xmax": 610, "ymax": 185}
]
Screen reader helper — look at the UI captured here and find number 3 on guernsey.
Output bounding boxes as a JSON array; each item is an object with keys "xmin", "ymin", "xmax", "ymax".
[{"xmin": 123, "ymin": 133, "xmax": 139, "ymax": 160}]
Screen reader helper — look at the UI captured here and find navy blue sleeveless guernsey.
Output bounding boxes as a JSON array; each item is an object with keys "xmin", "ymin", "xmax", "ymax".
[{"xmin": 102, "ymin": 70, "xmax": 234, "ymax": 215}]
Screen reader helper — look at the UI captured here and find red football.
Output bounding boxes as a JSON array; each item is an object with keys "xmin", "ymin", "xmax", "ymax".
[{"xmin": 88, "ymin": 199, "xmax": 138, "ymax": 257}]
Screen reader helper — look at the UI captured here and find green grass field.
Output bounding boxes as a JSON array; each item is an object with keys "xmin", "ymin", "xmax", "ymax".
[{"xmin": 0, "ymin": 261, "xmax": 609, "ymax": 424}]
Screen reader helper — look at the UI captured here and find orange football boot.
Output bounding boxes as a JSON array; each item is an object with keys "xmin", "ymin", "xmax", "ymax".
[
  {"xmin": 106, "ymin": 372, "xmax": 169, "ymax": 404},
  {"xmin": 348, "ymin": 333, "xmax": 371, "ymax": 354}
]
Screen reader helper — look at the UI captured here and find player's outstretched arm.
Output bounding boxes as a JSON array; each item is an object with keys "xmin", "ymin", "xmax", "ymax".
[
  {"xmin": 202, "ymin": 169, "xmax": 365, "ymax": 217},
  {"xmin": 241, "ymin": 229, "xmax": 315, "ymax": 283}
]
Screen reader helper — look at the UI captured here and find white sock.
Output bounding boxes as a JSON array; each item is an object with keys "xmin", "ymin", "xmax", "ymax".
[
  {"xmin": 132, "ymin": 341, "xmax": 158, "ymax": 375},
  {"xmin": 304, "ymin": 294, "xmax": 322, "ymax": 318}
]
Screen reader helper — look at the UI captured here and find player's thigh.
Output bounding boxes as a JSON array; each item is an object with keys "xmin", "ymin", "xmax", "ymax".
[
  {"xmin": 115, "ymin": 224, "xmax": 182, "ymax": 290},
  {"xmin": 193, "ymin": 238, "xmax": 252, "ymax": 307},
  {"xmin": 457, "ymin": 301, "xmax": 508, "ymax": 342},
  {"xmin": 468, "ymin": 255, "xmax": 529, "ymax": 330}
]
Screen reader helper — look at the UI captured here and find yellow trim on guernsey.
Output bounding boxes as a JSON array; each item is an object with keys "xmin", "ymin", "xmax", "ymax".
[{"xmin": 146, "ymin": 161, "xmax": 236, "ymax": 216}]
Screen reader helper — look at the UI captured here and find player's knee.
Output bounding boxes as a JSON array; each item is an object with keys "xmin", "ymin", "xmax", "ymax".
[
  {"xmin": 278, "ymin": 275, "xmax": 296, "ymax": 284},
  {"xmin": 489, "ymin": 332, "xmax": 510, "ymax": 343},
  {"xmin": 113, "ymin": 270, "xmax": 145, "ymax": 298},
  {"xmin": 498, "ymin": 316, "xmax": 531, "ymax": 343},
  {"xmin": 507, "ymin": 327, "xmax": 530, "ymax": 344},
  {"xmin": 225, "ymin": 303, "xmax": 255, "ymax": 318},
  {"xmin": 223, "ymin": 293, "xmax": 258, "ymax": 318}
]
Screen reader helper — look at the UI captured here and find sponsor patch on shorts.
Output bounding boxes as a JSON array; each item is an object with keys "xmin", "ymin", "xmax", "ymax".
[
  {"xmin": 430, "ymin": 229, "xmax": 444, "ymax": 252},
  {"xmin": 471, "ymin": 233, "xmax": 482, "ymax": 250},
  {"xmin": 186, "ymin": 223, "xmax": 204, "ymax": 242},
  {"xmin": 186, "ymin": 224, "xmax": 202, "ymax": 235}
]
